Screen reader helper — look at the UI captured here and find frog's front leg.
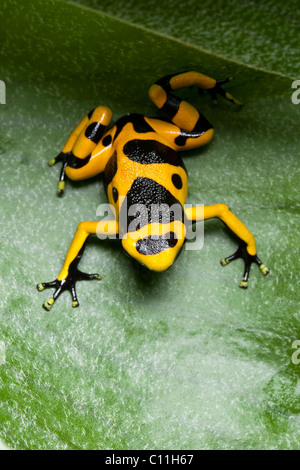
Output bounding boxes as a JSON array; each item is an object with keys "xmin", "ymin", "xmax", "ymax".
[
  {"xmin": 185, "ymin": 204, "xmax": 269, "ymax": 288},
  {"xmin": 37, "ymin": 220, "xmax": 118, "ymax": 310}
]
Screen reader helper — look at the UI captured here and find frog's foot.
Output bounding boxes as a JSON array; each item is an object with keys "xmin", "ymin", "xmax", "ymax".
[
  {"xmin": 48, "ymin": 152, "xmax": 68, "ymax": 197},
  {"xmin": 37, "ymin": 269, "xmax": 102, "ymax": 311},
  {"xmin": 220, "ymin": 243, "xmax": 269, "ymax": 288},
  {"xmin": 207, "ymin": 77, "xmax": 244, "ymax": 107}
]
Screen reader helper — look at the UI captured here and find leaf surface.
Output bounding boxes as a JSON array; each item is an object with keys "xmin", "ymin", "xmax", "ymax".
[{"xmin": 0, "ymin": 0, "xmax": 299, "ymax": 450}]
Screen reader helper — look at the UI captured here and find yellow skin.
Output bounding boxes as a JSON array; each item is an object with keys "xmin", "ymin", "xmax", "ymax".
[{"xmin": 38, "ymin": 71, "xmax": 269, "ymax": 310}]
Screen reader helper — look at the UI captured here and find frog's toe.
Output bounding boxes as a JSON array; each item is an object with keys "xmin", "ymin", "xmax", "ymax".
[
  {"xmin": 70, "ymin": 285, "xmax": 79, "ymax": 308},
  {"xmin": 220, "ymin": 257, "xmax": 230, "ymax": 267},
  {"xmin": 68, "ymin": 270, "xmax": 102, "ymax": 308},
  {"xmin": 57, "ymin": 181, "xmax": 66, "ymax": 197},
  {"xmin": 239, "ymin": 280, "xmax": 248, "ymax": 289},
  {"xmin": 259, "ymin": 263, "xmax": 270, "ymax": 276},
  {"xmin": 37, "ymin": 279, "xmax": 64, "ymax": 311},
  {"xmin": 76, "ymin": 269, "xmax": 102, "ymax": 281},
  {"xmin": 48, "ymin": 152, "xmax": 65, "ymax": 167},
  {"xmin": 220, "ymin": 246, "xmax": 241, "ymax": 267},
  {"xmin": 47, "ymin": 151, "xmax": 69, "ymax": 196},
  {"xmin": 43, "ymin": 297, "xmax": 55, "ymax": 311},
  {"xmin": 37, "ymin": 280, "xmax": 57, "ymax": 292}
]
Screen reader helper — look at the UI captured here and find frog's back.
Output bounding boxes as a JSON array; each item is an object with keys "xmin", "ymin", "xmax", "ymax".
[{"xmin": 104, "ymin": 113, "xmax": 188, "ymax": 210}]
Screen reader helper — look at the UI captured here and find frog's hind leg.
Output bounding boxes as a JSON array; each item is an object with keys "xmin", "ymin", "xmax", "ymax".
[
  {"xmin": 49, "ymin": 106, "xmax": 112, "ymax": 195},
  {"xmin": 148, "ymin": 71, "xmax": 242, "ymax": 151}
]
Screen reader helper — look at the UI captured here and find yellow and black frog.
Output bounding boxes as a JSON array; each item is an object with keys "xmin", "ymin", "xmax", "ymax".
[{"xmin": 37, "ymin": 71, "xmax": 269, "ymax": 310}]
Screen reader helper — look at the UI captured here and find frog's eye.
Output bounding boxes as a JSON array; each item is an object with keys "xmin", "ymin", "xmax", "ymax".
[{"xmin": 135, "ymin": 232, "xmax": 177, "ymax": 256}]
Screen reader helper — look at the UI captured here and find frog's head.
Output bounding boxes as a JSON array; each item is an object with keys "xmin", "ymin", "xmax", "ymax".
[
  {"xmin": 121, "ymin": 220, "xmax": 186, "ymax": 271},
  {"xmin": 119, "ymin": 177, "xmax": 186, "ymax": 272}
]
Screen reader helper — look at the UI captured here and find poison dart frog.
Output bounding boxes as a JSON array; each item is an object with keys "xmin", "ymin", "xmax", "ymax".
[{"xmin": 37, "ymin": 71, "xmax": 269, "ymax": 310}]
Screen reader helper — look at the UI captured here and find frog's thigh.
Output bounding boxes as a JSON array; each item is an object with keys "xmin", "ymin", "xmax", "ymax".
[{"xmin": 146, "ymin": 117, "xmax": 214, "ymax": 151}]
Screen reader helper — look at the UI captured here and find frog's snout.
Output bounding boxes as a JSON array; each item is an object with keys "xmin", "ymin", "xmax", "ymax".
[{"xmin": 121, "ymin": 221, "xmax": 186, "ymax": 272}]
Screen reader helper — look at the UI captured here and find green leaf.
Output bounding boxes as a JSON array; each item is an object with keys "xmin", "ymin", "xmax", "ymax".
[
  {"xmin": 67, "ymin": 0, "xmax": 300, "ymax": 78},
  {"xmin": 0, "ymin": 0, "xmax": 299, "ymax": 450}
]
